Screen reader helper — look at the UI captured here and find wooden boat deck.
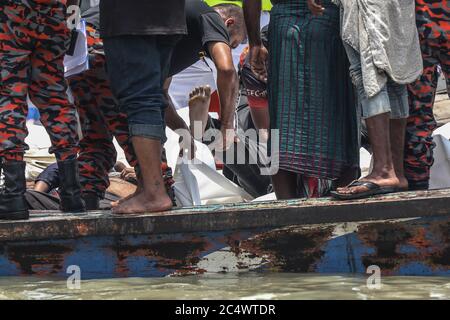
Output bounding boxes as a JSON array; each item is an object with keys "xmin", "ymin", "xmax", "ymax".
[{"xmin": 1, "ymin": 189, "xmax": 450, "ymax": 242}]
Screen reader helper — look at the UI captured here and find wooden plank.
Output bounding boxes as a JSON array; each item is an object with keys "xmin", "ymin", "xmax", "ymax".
[{"xmin": 1, "ymin": 189, "xmax": 450, "ymax": 242}]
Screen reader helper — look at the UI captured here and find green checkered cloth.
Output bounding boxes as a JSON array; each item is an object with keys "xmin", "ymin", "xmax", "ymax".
[{"xmin": 268, "ymin": 0, "xmax": 358, "ymax": 179}]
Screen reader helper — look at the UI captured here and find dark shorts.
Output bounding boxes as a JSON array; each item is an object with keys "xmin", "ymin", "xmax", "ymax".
[{"xmin": 103, "ymin": 35, "xmax": 181, "ymax": 143}]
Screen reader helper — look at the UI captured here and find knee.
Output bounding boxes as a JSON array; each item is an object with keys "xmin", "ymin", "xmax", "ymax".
[{"xmin": 124, "ymin": 94, "xmax": 166, "ymax": 125}]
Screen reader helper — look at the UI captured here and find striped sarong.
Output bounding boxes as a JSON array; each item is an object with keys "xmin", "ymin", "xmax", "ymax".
[{"xmin": 268, "ymin": 0, "xmax": 358, "ymax": 180}]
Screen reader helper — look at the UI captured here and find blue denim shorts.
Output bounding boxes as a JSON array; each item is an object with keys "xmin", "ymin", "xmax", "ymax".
[
  {"xmin": 344, "ymin": 44, "xmax": 409, "ymax": 120},
  {"xmin": 104, "ymin": 35, "xmax": 180, "ymax": 143}
]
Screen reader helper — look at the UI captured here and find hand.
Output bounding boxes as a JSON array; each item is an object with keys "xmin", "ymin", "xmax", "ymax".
[
  {"xmin": 179, "ymin": 132, "xmax": 197, "ymax": 160},
  {"xmin": 249, "ymin": 45, "xmax": 269, "ymax": 82},
  {"xmin": 120, "ymin": 167, "xmax": 137, "ymax": 183},
  {"xmin": 307, "ymin": 0, "xmax": 325, "ymax": 15}
]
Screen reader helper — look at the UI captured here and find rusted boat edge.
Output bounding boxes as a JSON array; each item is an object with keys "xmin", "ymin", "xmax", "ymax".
[{"xmin": 1, "ymin": 189, "xmax": 450, "ymax": 242}]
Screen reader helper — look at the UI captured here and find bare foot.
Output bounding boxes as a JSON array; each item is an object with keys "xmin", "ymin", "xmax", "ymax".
[
  {"xmin": 336, "ymin": 174, "xmax": 400, "ymax": 195},
  {"xmin": 335, "ymin": 167, "xmax": 359, "ymax": 188},
  {"xmin": 189, "ymin": 85, "xmax": 211, "ymax": 139},
  {"xmin": 112, "ymin": 192, "xmax": 173, "ymax": 214},
  {"xmin": 111, "ymin": 167, "xmax": 143, "ymax": 207},
  {"xmin": 111, "ymin": 185, "xmax": 142, "ymax": 208}
]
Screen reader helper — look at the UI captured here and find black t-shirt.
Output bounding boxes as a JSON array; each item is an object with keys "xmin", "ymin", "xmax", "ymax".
[
  {"xmin": 99, "ymin": 0, "xmax": 187, "ymax": 38},
  {"xmin": 169, "ymin": 0, "xmax": 230, "ymax": 76}
]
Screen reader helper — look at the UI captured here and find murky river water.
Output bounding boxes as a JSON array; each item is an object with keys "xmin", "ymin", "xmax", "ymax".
[{"xmin": 0, "ymin": 273, "xmax": 449, "ymax": 300}]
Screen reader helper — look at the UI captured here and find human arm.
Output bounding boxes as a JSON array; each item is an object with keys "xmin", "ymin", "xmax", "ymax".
[
  {"xmin": 163, "ymin": 78, "xmax": 196, "ymax": 159},
  {"xmin": 243, "ymin": 0, "xmax": 268, "ymax": 82},
  {"xmin": 34, "ymin": 163, "xmax": 59, "ymax": 193},
  {"xmin": 207, "ymin": 41, "xmax": 239, "ymax": 151},
  {"xmin": 164, "ymin": 78, "xmax": 191, "ymax": 132}
]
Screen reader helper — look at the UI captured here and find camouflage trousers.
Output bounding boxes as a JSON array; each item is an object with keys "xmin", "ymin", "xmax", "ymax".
[
  {"xmin": 68, "ymin": 26, "xmax": 138, "ymax": 197},
  {"xmin": 0, "ymin": 2, "xmax": 80, "ymax": 162},
  {"xmin": 404, "ymin": 38, "xmax": 450, "ymax": 189}
]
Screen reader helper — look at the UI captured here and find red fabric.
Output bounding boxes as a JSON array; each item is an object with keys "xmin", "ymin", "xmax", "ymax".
[
  {"xmin": 247, "ymin": 96, "xmax": 269, "ymax": 109},
  {"xmin": 208, "ymin": 90, "xmax": 221, "ymax": 114}
]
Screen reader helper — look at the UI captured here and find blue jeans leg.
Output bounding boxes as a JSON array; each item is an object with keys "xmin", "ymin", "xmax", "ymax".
[
  {"xmin": 104, "ymin": 35, "xmax": 179, "ymax": 143},
  {"xmin": 386, "ymin": 79, "xmax": 409, "ymax": 119},
  {"xmin": 343, "ymin": 44, "xmax": 392, "ymax": 120}
]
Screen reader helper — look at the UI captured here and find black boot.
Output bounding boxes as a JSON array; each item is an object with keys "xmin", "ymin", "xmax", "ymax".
[
  {"xmin": 57, "ymin": 159, "xmax": 86, "ymax": 212},
  {"xmin": 0, "ymin": 160, "xmax": 29, "ymax": 220},
  {"xmin": 82, "ymin": 192, "xmax": 100, "ymax": 211}
]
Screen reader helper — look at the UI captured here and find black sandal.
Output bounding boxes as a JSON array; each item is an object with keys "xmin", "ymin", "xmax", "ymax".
[{"xmin": 330, "ymin": 180, "xmax": 398, "ymax": 200}]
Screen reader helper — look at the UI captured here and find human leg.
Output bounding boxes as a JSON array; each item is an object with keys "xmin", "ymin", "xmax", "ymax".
[
  {"xmin": 404, "ymin": 39, "xmax": 440, "ymax": 190},
  {"xmin": 334, "ymin": 45, "xmax": 401, "ymax": 198},
  {"xmin": 69, "ymin": 59, "xmax": 118, "ymax": 209},
  {"xmin": 271, "ymin": 169, "xmax": 298, "ymax": 200},
  {"xmin": 104, "ymin": 35, "xmax": 178, "ymax": 214},
  {"xmin": 0, "ymin": 3, "xmax": 33, "ymax": 219},
  {"xmin": 29, "ymin": 2, "xmax": 84, "ymax": 212}
]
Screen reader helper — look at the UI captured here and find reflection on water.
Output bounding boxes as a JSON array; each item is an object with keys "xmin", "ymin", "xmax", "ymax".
[{"xmin": 0, "ymin": 273, "xmax": 449, "ymax": 300}]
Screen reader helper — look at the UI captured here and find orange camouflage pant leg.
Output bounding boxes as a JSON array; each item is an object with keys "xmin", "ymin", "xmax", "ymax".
[
  {"xmin": 69, "ymin": 56, "xmax": 138, "ymax": 197},
  {"xmin": 0, "ymin": 2, "xmax": 79, "ymax": 163},
  {"xmin": 405, "ymin": 40, "xmax": 450, "ymax": 189},
  {"xmin": 69, "ymin": 26, "xmax": 137, "ymax": 197},
  {"xmin": 0, "ymin": 4, "xmax": 32, "ymax": 162}
]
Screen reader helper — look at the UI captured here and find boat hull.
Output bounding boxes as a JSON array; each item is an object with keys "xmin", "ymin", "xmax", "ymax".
[{"xmin": 0, "ymin": 190, "xmax": 449, "ymax": 278}]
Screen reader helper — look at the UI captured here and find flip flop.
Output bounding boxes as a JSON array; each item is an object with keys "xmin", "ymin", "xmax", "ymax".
[{"xmin": 330, "ymin": 180, "xmax": 398, "ymax": 200}]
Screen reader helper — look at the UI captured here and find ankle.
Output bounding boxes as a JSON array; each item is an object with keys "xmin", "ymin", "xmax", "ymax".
[
  {"xmin": 141, "ymin": 187, "xmax": 170, "ymax": 200},
  {"xmin": 371, "ymin": 164, "xmax": 397, "ymax": 178}
]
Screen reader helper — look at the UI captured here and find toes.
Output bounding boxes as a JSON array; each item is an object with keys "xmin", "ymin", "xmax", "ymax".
[
  {"xmin": 199, "ymin": 85, "xmax": 211, "ymax": 98},
  {"xmin": 336, "ymin": 186, "xmax": 366, "ymax": 195},
  {"xmin": 189, "ymin": 86, "xmax": 211, "ymax": 102},
  {"xmin": 189, "ymin": 87, "xmax": 199, "ymax": 99},
  {"xmin": 198, "ymin": 86, "xmax": 205, "ymax": 97},
  {"xmin": 348, "ymin": 186, "xmax": 367, "ymax": 194},
  {"xmin": 203, "ymin": 85, "xmax": 211, "ymax": 97}
]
